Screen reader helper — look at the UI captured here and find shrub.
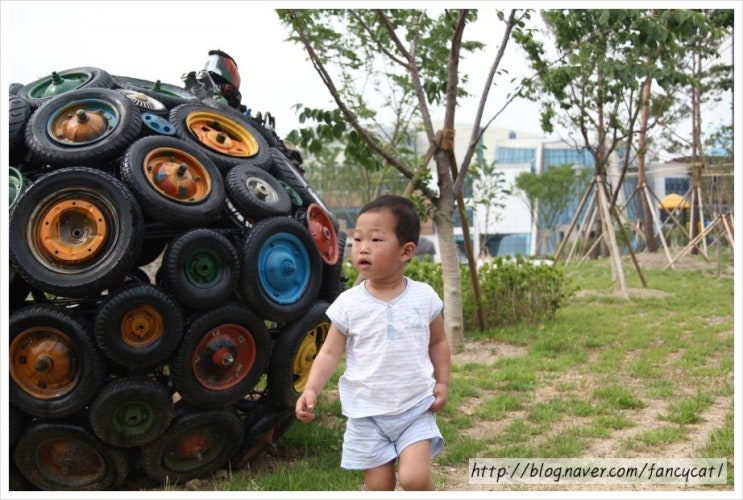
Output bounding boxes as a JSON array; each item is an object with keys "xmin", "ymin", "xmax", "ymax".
[
  {"xmin": 341, "ymin": 254, "xmax": 569, "ymax": 332},
  {"xmin": 465, "ymin": 256, "xmax": 569, "ymax": 329}
]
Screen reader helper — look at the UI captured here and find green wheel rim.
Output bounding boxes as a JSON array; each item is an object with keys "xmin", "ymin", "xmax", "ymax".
[
  {"xmin": 111, "ymin": 401, "xmax": 157, "ymax": 436},
  {"xmin": 184, "ymin": 249, "xmax": 224, "ymax": 288},
  {"xmin": 26, "ymin": 70, "xmax": 96, "ymax": 100}
]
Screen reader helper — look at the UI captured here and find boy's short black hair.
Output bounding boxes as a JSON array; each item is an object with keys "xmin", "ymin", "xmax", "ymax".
[{"xmin": 359, "ymin": 195, "xmax": 420, "ymax": 246}]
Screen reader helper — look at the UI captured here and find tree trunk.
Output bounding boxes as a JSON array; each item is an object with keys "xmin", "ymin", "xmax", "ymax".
[
  {"xmin": 690, "ymin": 50, "xmax": 705, "ymax": 255},
  {"xmin": 637, "ymin": 58, "xmax": 657, "ymax": 252},
  {"xmin": 434, "ymin": 151, "xmax": 464, "ymax": 348}
]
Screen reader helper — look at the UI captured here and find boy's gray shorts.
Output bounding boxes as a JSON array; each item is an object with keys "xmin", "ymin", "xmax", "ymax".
[{"xmin": 341, "ymin": 395, "xmax": 444, "ymax": 470}]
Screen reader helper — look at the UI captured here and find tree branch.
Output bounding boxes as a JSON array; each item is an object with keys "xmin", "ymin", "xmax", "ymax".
[
  {"xmin": 376, "ymin": 9, "xmax": 436, "ymax": 143},
  {"xmin": 443, "ymin": 9, "xmax": 468, "ymax": 130},
  {"xmin": 453, "ymin": 9, "xmax": 519, "ymax": 197},
  {"xmin": 349, "ymin": 10, "xmax": 411, "ymax": 69},
  {"xmin": 286, "ymin": 10, "xmax": 442, "ymax": 199}
]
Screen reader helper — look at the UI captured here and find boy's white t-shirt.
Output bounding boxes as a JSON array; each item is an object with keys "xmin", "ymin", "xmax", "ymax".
[{"xmin": 325, "ymin": 277, "xmax": 444, "ymax": 418}]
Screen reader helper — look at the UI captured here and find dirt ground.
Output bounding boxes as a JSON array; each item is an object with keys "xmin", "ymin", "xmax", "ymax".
[
  {"xmin": 434, "ymin": 251, "xmax": 735, "ymax": 492},
  {"xmin": 436, "ymin": 339, "xmax": 733, "ymax": 492}
]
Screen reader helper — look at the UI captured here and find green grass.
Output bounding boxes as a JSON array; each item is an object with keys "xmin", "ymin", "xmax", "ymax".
[
  {"xmin": 624, "ymin": 425, "xmax": 688, "ymax": 450},
  {"xmin": 697, "ymin": 411, "xmax": 735, "ymax": 486},
  {"xmin": 592, "ymin": 384, "xmax": 646, "ymax": 410},
  {"xmin": 156, "ymin": 253, "xmax": 734, "ymax": 491},
  {"xmin": 661, "ymin": 391, "xmax": 715, "ymax": 425}
]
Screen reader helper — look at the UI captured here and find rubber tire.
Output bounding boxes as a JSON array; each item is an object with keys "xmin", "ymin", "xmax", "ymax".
[
  {"xmin": 225, "ymin": 162, "xmax": 292, "ymax": 221},
  {"xmin": 113, "ymin": 75, "xmax": 200, "ymax": 109},
  {"xmin": 9, "ymin": 81, "xmax": 24, "ymax": 95},
  {"xmin": 9, "ymin": 95, "xmax": 31, "ymax": 158},
  {"xmin": 139, "ymin": 404, "xmax": 244, "ymax": 483},
  {"xmin": 115, "ymin": 88, "xmax": 169, "ymax": 115},
  {"xmin": 9, "ymin": 271, "xmax": 32, "ymax": 311},
  {"xmin": 267, "ymin": 147, "xmax": 314, "ymax": 206},
  {"xmin": 267, "ymin": 300, "xmax": 331, "ymax": 408},
  {"xmin": 240, "ymin": 217, "xmax": 322, "ymax": 322},
  {"xmin": 268, "ymin": 147, "xmax": 340, "ymax": 230},
  {"xmin": 16, "ymin": 66, "xmax": 114, "ymax": 109},
  {"xmin": 161, "ymin": 228, "xmax": 240, "ymax": 310},
  {"xmin": 120, "ymin": 135, "xmax": 226, "ymax": 227},
  {"xmin": 13, "ymin": 420, "xmax": 129, "ymax": 491},
  {"xmin": 170, "ymin": 301, "xmax": 271, "ymax": 408},
  {"xmin": 94, "ymin": 283, "xmax": 183, "ymax": 369},
  {"xmin": 24, "ymin": 88, "xmax": 142, "ymax": 168},
  {"xmin": 89, "ymin": 376, "xmax": 174, "ymax": 448},
  {"xmin": 203, "ymin": 97, "xmax": 282, "ymax": 150},
  {"xmin": 169, "ymin": 103, "xmax": 272, "ymax": 172},
  {"xmin": 318, "ymin": 231, "xmax": 348, "ymax": 302},
  {"xmin": 9, "ymin": 404, "xmax": 24, "ymax": 448},
  {"xmin": 135, "ymin": 236, "xmax": 168, "ymax": 267},
  {"xmin": 9, "ymin": 304, "xmax": 107, "ymax": 419},
  {"xmin": 232, "ymin": 405, "xmax": 294, "ymax": 469},
  {"xmin": 9, "ymin": 167, "xmax": 144, "ymax": 298}
]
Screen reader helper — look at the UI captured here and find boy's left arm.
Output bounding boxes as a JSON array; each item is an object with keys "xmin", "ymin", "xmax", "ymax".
[{"xmin": 428, "ymin": 313, "xmax": 450, "ymax": 412}]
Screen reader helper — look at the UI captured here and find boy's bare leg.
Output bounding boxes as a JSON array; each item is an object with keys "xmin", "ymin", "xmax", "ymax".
[
  {"xmin": 363, "ymin": 461, "xmax": 396, "ymax": 490},
  {"xmin": 397, "ymin": 439, "xmax": 434, "ymax": 491}
]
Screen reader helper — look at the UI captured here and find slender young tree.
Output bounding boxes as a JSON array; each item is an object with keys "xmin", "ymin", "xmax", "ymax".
[
  {"xmin": 514, "ymin": 9, "xmax": 731, "ymax": 286},
  {"xmin": 668, "ymin": 10, "xmax": 733, "ymax": 253},
  {"xmin": 469, "ymin": 152, "xmax": 509, "ymax": 258},
  {"xmin": 515, "ymin": 164, "xmax": 592, "ymax": 255},
  {"xmin": 277, "ymin": 9, "xmax": 531, "ymax": 346}
]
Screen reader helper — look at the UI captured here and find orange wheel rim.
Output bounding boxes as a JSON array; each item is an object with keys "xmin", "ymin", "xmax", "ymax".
[
  {"xmin": 120, "ymin": 304, "xmax": 164, "ymax": 347},
  {"xmin": 49, "ymin": 106, "xmax": 110, "ymax": 144},
  {"xmin": 9, "ymin": 327, "xmax": 80, "ymax": 399},
  {"xmin": 143, "ymin": 147, "xmax": 212, "ymax": 203},
  {"xmin": 37, "ymin": 198, "xmax": 107, "ymax": 265},
  {"xmin": 185, "ymin": 110, "xmax": 259, "ymax": 158}
]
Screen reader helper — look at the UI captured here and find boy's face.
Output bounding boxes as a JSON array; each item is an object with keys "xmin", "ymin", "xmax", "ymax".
[{"xmin": 351, "ymin": 210, "xmax": 415, "ymax": 280}]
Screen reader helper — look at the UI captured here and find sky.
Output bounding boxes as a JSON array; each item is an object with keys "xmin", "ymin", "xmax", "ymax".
[
  {"xmin": 0, "ymin": 1, "xmax": 552, "ymax": 139},
  {"xmin": 2, "ymin": 2, "xmax": 735, "ymax": 155}
]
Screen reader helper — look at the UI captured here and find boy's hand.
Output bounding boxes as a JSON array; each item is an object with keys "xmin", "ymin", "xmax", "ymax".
[
  {"xmin": 295, "ymin": 390, "xmax": 317, "ymax": 423},
  {"xmin": 431, "ymin": 382, "xmax": 448, "ymax": 412}
]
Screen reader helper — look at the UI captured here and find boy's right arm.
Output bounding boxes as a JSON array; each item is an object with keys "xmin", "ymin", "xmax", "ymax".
[{"xmin": 295, "ymin": 324, "xmax": 346, "ymax": 423}]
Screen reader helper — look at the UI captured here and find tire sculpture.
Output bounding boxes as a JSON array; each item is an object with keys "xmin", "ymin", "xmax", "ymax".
[{"xmin": 7, "ymin": 65, "xmax": 348, "ymax": 491}]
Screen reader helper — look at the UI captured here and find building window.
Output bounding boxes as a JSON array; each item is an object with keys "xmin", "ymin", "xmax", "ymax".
[
  {"xmin": 453, "ymin": 206, "xmax": 474, "ymax": 228},
  {"xmin": 665, "ymin": 177, "xmax": 690, "ymax": 195},
  {"xmin": 487, "ymin": 234, "xmax": 529, "ymax": 256}
]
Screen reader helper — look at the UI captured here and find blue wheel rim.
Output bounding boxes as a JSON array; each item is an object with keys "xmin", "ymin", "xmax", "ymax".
[
  {"xmin": 142, "ymin": 112, "xmax": 176, "ymax": 135},
  {"xmin": 257, "ymin": 232, "xmax": 311, "ymax": 305}
]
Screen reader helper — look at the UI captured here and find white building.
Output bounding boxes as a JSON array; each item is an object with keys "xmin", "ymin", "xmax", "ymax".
[
  {"xmin": 414, "ymin": 122, "xmax": 598, "ymax": 258},
  {"xmin": 325, "ymin": 121, "xmax": 723, "ymax": 260}
]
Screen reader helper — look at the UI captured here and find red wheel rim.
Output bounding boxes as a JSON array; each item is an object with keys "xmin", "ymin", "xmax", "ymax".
[
  {"xmin": 306, "ymin": 203, "xmax": 339, "ymax": 265},
  {"xmin": 36, "ymin": 436, "xmax": 106, "ymax": 486},
  {"xmin": 190, "ymin": 323, "xmax": 257, "ymax": 391}
]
